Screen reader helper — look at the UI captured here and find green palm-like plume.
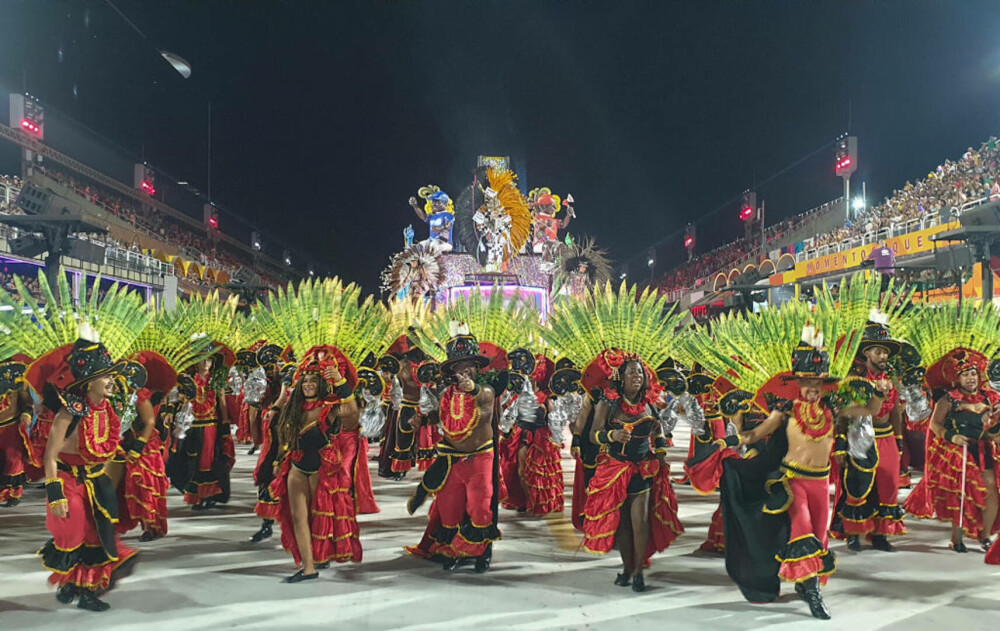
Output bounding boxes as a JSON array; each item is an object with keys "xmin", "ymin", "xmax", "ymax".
[
  {"xmin": 126, "ymin": 299, "xmax": 217, "ymax": 373},
  {"xmin": 539, "ymin": 281, "xmax": 684, "ymax": 368}
]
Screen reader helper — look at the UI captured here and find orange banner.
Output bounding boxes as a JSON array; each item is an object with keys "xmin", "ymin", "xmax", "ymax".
[{"xmin": 795, "ymin": 221, "xmax": 959, "ymax": 277}]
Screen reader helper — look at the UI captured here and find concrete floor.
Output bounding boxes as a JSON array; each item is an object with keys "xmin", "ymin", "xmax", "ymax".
[{"xmin": 1, "ymin": 435, "xmax": 998, "ymax": 630}]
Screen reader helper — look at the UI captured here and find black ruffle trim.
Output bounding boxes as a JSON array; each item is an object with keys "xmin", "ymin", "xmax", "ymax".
[
  {"xmin": 776, "ymin": 534, "xmax": 822, "ymax": 562},
  {"xmin": 38, "ymin": 539, "xmax": 114, "ymax": 572},
  {"xmin": 430, "ymin": 519, "xmax": 501, "ymax": 546},
  {"xmin": 458, "ymin": 520, "xmax": 501, "ymax": 544},
  {"xmin": 877, "ymin": 504, "xmax": 905, "ymax": 520}
]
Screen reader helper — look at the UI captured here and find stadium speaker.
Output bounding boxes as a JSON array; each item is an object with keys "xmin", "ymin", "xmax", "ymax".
[
  {"xmin": 232, "ymin": 266, "xmax": 261, "ymax": 286},
  {"xmin": 8, "ymin": 235, "xmax": 47, "ymax": 258},
  {"xmin": 14, "ymin": 183, "xmax": 52, "ymax": 215},
  {"xmin": 959, "ymin": 201, "xmax": 1000, "ymax": 228},
  {"xmin": 934, "ymin": 246, "xmax": 974, "ymax": 270}
]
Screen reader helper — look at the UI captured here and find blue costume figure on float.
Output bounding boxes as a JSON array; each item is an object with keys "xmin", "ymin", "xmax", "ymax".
[{"xmin": 408, "ymin": 186, "xmax": 455, "ymax": 252}]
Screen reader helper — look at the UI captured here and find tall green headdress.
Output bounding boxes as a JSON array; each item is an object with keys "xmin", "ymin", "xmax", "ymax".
[{"xmin": 0, "ymin": 269, "xmax": 151, "ymax": 362}]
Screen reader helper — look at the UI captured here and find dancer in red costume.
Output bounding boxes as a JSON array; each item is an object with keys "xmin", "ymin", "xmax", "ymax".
[
  {"xmin": 384, "ymin": 339, "xmax": 424, "ymax": 479},
  {"xmin": 0, "ymin": 358, "xmax": 32, "ymax": 506},
  {"xmin": 688, "ymin": 320, "xmax": 883, "ymax": 620},
  {"xmin": 583, "ymin": 351, "xmax": 683, "ymax": 592},
  {"xmin": 250, "ymin": 353, "xmax": 295, "ymax": 543},
  {"xmin": 33, "ymin": 328, "xmax": 145, "ymax": 611},
  {"xmin": 335, "ymin": 368, "xmax": 380, "ymax": 514},
  {"xmin": 406, "ymin": 324, "xmax": 501, "ymax": 573},
  {"xmin": 270, "ymin": 346, "xmax": 362, "ymax": 582},
  {"xmin": 116, "ymin": 331, "xmax": 214, "ymax": 543},
  {"xmin": 830, "ymin": 316, "xmax": 908, "ymax": 552},
  {"xmin": 904, "ymin": 348, "xmax": 1000, "ymax": 552},
  {"xmin": 167, "ymin": 348, "xmax": 234, "ymax": 510},
  {"xmin": 501, "ymin": 353, "xmax": 564, "ymax": 515}
]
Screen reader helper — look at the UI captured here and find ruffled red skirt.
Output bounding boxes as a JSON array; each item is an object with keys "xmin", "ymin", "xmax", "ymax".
[
  {"xmin": 501, "ymin": 426, "xmax": 564, "ymax": 515},
  {"xmin": 269, "ymin": 444, "xmax": 363, "ymax": 566},
  {"xmin": 234, "ymin": 398, "xmax": 252, "ymax": 444},
  {"xmin": 0, "ymin": 421, "xmax": 33, "ymax": 501},
  {"xmin": 582, "ymin": 454, "xmax": 683, "ymax": 560},
  {"xmin": 987, "ymin": 538, "xmax": 1000, "ymax": 564},
  {"xmin": 41, "ymin": 471, "xmax": 138, "ymax": 590},
  {"xmin": 118, "ymin": 433, "xmax": 169, "ymax": 536},
  {"xmin": 904, "ymin": 432, "xmax": 1000, "ymax": 539},
  {"xmin": 335, "ymin": 429, "xmax": 379, "ymax": 514}
]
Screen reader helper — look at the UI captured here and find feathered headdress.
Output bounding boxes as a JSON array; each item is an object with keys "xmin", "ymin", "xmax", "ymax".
[
  {"xmin": 0, "ymin": 269, "xmax": 151, "ymax": 363},
  {"xmin": 379, "ymin": 242, "xmax": 444, "ymax": 297},
  {"xmin": 554, "ymin": 236, "xmax": 612, "ymax": 291},
  {"xmin": 252, "ymin": 277, "xmax": 392, "ymax": 368},
  {"xmin": 125, "ymin": 298, "xmax": 218, "ymax": 393},
  {"xmin": 906, "ymin": 301, "xmax": 1000, "ymax": 390},
  {"xmin": 483, "ymin": 168, "xmax": 532, "ymax": 264},
  {"xmin": 540, "ymin": 281, "xmax": 684, "ymax": 370},
  {"xmin": 171, "ymin": 291, "xmax": 241, "ymax": 360},
  {"xmin": 683, "ymin": 274, "xmax": 890, "ymax": 409},
  {"xmin": 410, "ymin": 285, "xmax": 535, "ymax": 367}
]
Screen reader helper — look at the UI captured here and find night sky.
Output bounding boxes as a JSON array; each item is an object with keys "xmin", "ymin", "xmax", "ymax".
[{"xmin": 2, "ymin": 1, "xmax": 999, "ymax": 292}]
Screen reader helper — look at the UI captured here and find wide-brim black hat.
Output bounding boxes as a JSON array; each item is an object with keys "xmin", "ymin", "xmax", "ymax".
[
  {"xmin": 550, "ymin": 367, "xmax": 582, "ymax": 396},
  {"xmin": 857, "ymin": 322, "xmax": 902, "ymax": 357},
  {"xmin": 439, "ymin": 334, "xmax": 491, "ymax": 376},
  {"xmin": 62, "ymin": 338, "xmax": 130, "ymax": 395}
]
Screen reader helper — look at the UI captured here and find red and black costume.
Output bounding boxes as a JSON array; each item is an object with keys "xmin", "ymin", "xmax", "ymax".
[
  {"xmin": 30, "ymin": 337, "xmax": 143, "ymax": 609},
  {"xmin": 501, "ymin": 355, "xmax": 564, "ymax": 515},
  {"xmin": 252, "ymin": 360, "xmax": 295, "ymax": 539},
  {"xmin": 270, "ymin": 345, "xmax": 363, "ymax": 568},
  {"xmin": 335, "ymin": 424, "xmax": 379, "ymax": 514},
  {"xmin": 270, "ymin": 402, "xmax": 363, "ymax": 565},
  {"xmin": 117, "ymin": 352, "xmax": 178, "ymax": 540},
  {"xmin": 831, "ymin": 368, "xmax": 905, "ymax": 543},
  {"xmin": 117, "ymin": 387, "xmax": 169, "ymax": 537},
  {"xmin": 905, "ymin": 348, "xmax": 1000, "ymax": 542},
  {"xmin": 167, "ymin": 350, "xmax": 234, "ymax": 508},
  {"xmin": 581, "ymin": 351, "xmax": 684, "ymax": 575},
  {"xmin": 406, "ymin": 388, "xmax": 500, "ymax": 561},
  {"xmin": 686, "ymin": 336, "xmax": 861, "ymax": 619},
  {"xmin": 583, "ymin": 400, "xmax": 683, "ymax": 556},
  {"xmin": 405, "ymin": 330, "xmax": 501, "ymax": 571},
  {"xmin": 0, "ymin": 359, "xmax": 32, "ymax": 506}
]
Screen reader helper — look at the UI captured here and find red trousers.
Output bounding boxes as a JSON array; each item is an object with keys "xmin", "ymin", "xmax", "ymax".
[
  {"xmin": 422, "ymin": 451, "xmax": 498, "ymax": 559},
  {"xmin": 43, "ymin": 470, "xmax": 137, "ymax": 590},
  {"xmin": 778, "ymin": 476, "xmax": 833, "ymax": 583},
  {"xmin": 0, "ymin": 422, "xmax": 29, "ymax": 501},
  {"xmin": 873, "ymin": 435, "xmax": 905, "ymax": 535},
  {"xmin": 436, "ymin": 452, "xmax": 493, "ymax": 531}
]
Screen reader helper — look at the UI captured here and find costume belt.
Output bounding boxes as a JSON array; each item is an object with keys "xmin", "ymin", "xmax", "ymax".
[
  {"xmin": 780, "ymin": 459, "xmax": 830, "ymax": 480},
  {"xmin": 57, "ymin": 461, "xmax": 106, "ymax": 481},
  {"xmin": 56, "ymin": 461, "xmax": 119, "ymax": 558},
  {"xmin": 407, "ymin": 441, "xmax": 494, "ymax": 514},
  {"xmin": 873, "ymin": 425, "xmax": 895, "ymax": 438},
  {"xmin": 190, "ymin": 419, "xmax": 217, "ymax": 428}
]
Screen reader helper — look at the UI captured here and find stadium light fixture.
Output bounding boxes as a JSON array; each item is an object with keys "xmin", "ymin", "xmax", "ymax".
[{"xmin": 852, "ymin": 196, "xmax": 866, "ymax": 211}]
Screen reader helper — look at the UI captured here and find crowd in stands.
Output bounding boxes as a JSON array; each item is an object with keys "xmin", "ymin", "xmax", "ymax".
[
  {"xmin": 0, "ymin": 271, "xmax": 43, "ymax": 302},
  {"xmin": 657, "ymin": 136, "xmax": 1000, "ymax": 294},
  {"xmin": 658, "ymin": 211, "xmax": 827, "ymax": 292},
  {"xmin": 3, "ymin": 167, "xmax": 282, "ymax": 288},
  {"xmin": 811, "ymin": 137, "xmax": 1000, "ymax": 249}
]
